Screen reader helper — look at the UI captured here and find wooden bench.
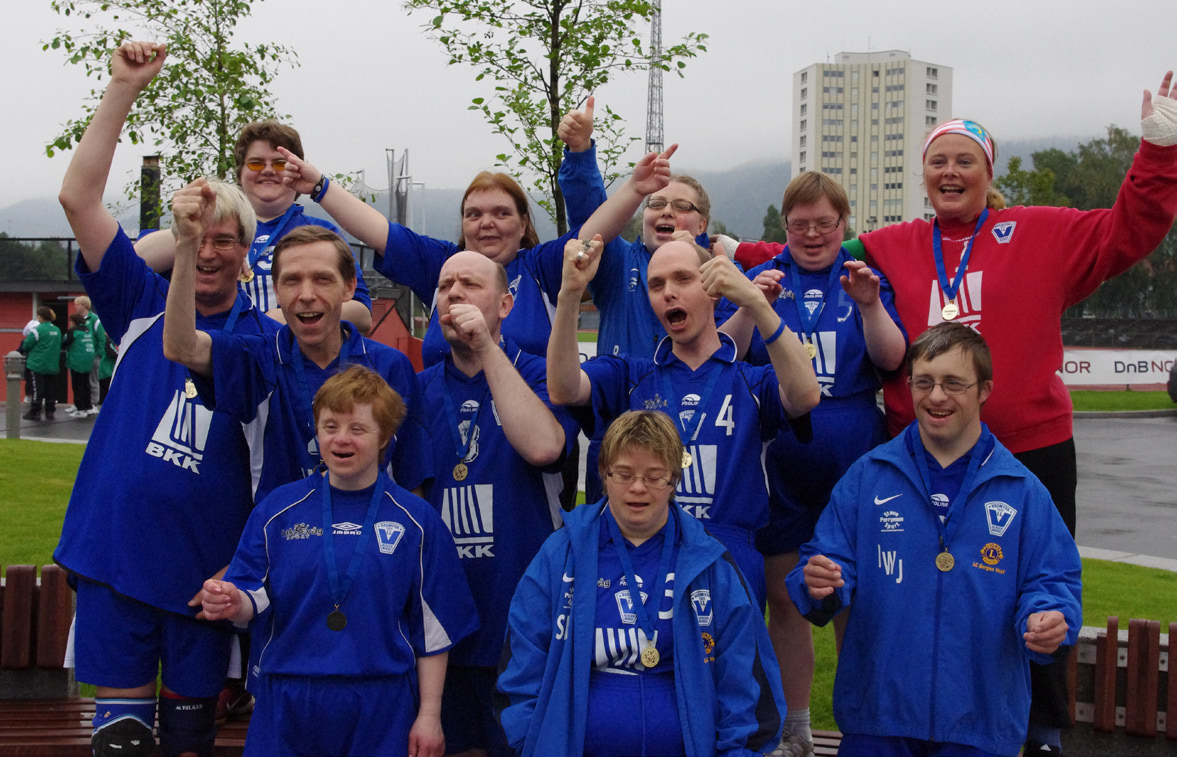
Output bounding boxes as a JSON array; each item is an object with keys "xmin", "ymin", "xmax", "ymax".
[
  {"xmin": 0, "ymin": 565, "xmax": 248, "ymax": 756},
  {"xmin": 1063, "ymin": 616, "xmax": 1175, "ymax": 756}
]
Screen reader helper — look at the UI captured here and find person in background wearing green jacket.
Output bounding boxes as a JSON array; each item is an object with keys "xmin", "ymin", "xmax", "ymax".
[
  {"xmin": 64, "ymin": 312, "xmax": 98, "ymax": 417},
  {"xmin": 21, "ymin": 306, "xmax": 62, "ymax": 421}
]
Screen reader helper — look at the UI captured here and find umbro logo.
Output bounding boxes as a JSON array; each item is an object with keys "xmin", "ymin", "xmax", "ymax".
[
  {"xmin": 874, "ymin": 494, "xmax": 902, "ymax": 506},
  {"xmin": 332, "ymin": 521, "xmax": 362, "ymax": 535}
]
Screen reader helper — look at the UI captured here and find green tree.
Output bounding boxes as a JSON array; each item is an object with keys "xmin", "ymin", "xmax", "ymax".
[
  {"xmin": 43, "ymin": 0, "xmax": 298, "ymax": 209},
  {"xmin": 994, "ymin": 155, "xmax": 1070, "ymax": 207},
  {"xmin": 998, "ymin": 127, "xmax": 1177, "ymax": 317},
  {"xmin": 761, "ymin": 204, "xmax": 788, "ymax": 244},
  {"xmin": 0, "ymin": 235, "xmax": 71, "ymax": 281},
  {"xmin": 403, "ymin": 0, "xmax": 707, "ymax": 234}
]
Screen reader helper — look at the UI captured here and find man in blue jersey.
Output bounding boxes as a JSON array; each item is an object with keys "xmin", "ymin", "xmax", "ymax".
[
  {"xmin": 136, "ymin": 120, "xmax": 374, "ymax": 333},
  {"xmin": 416, "ymin": 250, "xmax": 579, "ymax": 756},
  {"xmin": 788, "ymin": 323, "xmax": 1082, "ymax": 757},
  {"xmin": 548, "ymin": 236, "xmax": 820, "ymax": 608},
  {"xmin": 163, "ymin": 221, "xmax": 430, "ymax": 504},
  {"xmin": 53, "ymin": 41, "xmax": 280, "ymax": 757}
]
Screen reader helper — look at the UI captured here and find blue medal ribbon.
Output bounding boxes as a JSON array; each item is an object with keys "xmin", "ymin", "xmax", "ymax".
[
  {"xmin": 248, "ymin": 205, "xmax": 298, "ymax": 269},
  {"xmin": 290, "ymin": 325, "xmax": 352, "ymax": 473},
  {"xmin": 932, "ymin": 209, "xmax": 988, "ymax": 311},
  {"xmin": 909, "ymin": 425, "xmax": 985, "ymax": 559},
  {"xmin": 786, "ymin": 248, "xmax": 846, "ymax": 353},
  {"xmin": 604, "ymin": 508, "xmax": 677, "ymax": 668},
  {"xmin": 439, "ymin": 363, "xmax": 489, "ymax": 470},
  {"xmin": 319, "ymin": 471, "xmax": 385, "ymax": 628},
  {"xmin": 659, "ymin": 360, "xmax": 723, "ymax": 453}
]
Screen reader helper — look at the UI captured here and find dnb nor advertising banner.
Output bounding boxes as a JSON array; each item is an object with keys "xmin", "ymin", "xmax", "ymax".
[{"xmin": 1059, "ymin": 349, "xmax": 1175, "ymax": 387}]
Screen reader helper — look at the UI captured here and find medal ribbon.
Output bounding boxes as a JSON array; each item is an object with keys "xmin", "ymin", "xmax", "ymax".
[
  {"xmin": 248, "ymin": 205, "xmax": 299, "ymax": 269},
  {"xmin": 909, "ymin": 424, "xmax": 985, "ymax": 558},
  {"xmin": 604, "ymin": 508, "xmax": 677, "ymax": 665},
  {"xmin": 319, "ymin": 471, "xmax": 386, "ymax": 619},
  {"xmin": 219, "ymin": 291, "xmax": 248, "ymax": 334},
  {"xmin": 185, "ymin": 293, "xmax": 246, "ymax": 397},
  {"xmin": 659, "ymin": 360, "xmax": 723, "ymax": 451},
  {"xmin": 290, "ymin": 325, "xmax": 352, "ymax": 472},
  {"xmin": 932, "ymin": 208, "xmax": 989, "ymax": 310},
  {"xmin": 786, "ymin": 249, "xmax": 846, "ymax": 350},
  {"xmin": 440, "ymin": 363, "xmax": 489, "ymax": 469}
]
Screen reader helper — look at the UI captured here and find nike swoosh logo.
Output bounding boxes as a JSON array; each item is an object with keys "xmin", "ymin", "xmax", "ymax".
[
  {"xmin": 874, "ymin": 494, "xmax": 903, "ymax": 506},
  {"xmin": 562, "ymin": 573, "xmax": 574, "ymax": 583}
]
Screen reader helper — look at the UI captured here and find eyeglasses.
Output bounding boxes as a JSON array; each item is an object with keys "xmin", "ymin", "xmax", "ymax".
[
  {"xmin": 607, "ymin": 470, "xmax": 674, "ymax": 491},
  {"xmin": 909, "ymin": 377, "xmax": 977, "ymax": 395},
  {"xmin": 244, "ymin": 158, "xmax": 287, "ymax": 172},
  {"xmin": 785, "ymin": 217, "xmax": 842, "ymax": 235},
  {"xmin": 201, "ymin": 235, "xmax": 243, "ymax": 251},
  {"xmin": 646, "ymin": 198, "xmax": 700, "ymax": 214}
]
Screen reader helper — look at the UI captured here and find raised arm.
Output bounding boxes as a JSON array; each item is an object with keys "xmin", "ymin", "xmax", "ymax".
[
  {"xmin": 702, "ymin": 256, "xmax": 819, "ymax": 417},
  {"xmin": 59, "ymin": 41, "xmax": 167, "ymax": 267},
  {"xmin": 546, "ymin": 237, "xmax": 600, "ymax": 406},
  {"xmin": 446, "ymin": 304, "xmax": 567, "ymax": 466},
  {"xmin": 718, "ymin": 267, "xmax": 785, "ymax": 358},
  {"xmin": 277, "ymin": 147, "xmax": 391, "ymax": 253},
  {"xmin": 577, "ymin": 145, "xmax": 676, "ymax": 244},
  {"xmin": 134, "ymin": 229, "xmax": 178, "ymax": 273},
  {"xmin": 161, "ymin": 181, "xmax": 216, "ymax": 375},
  {"xmin": 840, "ymin": 260, "xmax": 906, "ymax": 371}
]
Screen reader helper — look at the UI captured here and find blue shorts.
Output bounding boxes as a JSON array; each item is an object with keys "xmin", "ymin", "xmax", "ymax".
[
  {"xmin": 699, "ymin": 521, "xmax": 765, "ymax": 612},
  {"xmin": 757, "ymin": 398, "xmax": 886, "ymax": 556},
  {"xmin": 247, "ymin": 673, "xmax": 415, "ymax": 756},
  {"xmin": 441, "ymin": 665, "xmax": 510, "ymax": 757},
  {"xmin": 74, "ymin": 579, "xmax": 231, "ymax": 696},
  {"xmin": 839, "ymin": 734, "xmax": 1003, "ymax": 757},
  {"xmin": 585, "ymin": 668, "xmax": 684, "ymax": 756}
]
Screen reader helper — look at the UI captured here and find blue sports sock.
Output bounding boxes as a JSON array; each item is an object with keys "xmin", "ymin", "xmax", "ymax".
[{"xmin": 93, "ymin": 697, "xmax": 155, "ymax": 732}]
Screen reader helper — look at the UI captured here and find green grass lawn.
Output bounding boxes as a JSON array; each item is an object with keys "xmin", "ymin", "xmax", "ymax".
[
  {"xmin": 1069, "ymin": 389, "xmax": 1174, "ymax": 411},
  {"xmin": 807, "ymin": 557, "xmax": 1177, "ymax": 730}
]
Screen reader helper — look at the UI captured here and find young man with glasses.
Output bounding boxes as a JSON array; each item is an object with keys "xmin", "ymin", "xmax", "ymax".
[
  {"xmin": 54, "ymin": 41, "xmax": 280, "ymax": 757},
  {"xmin": 549, "ymin": 236, "xmax": 820, "ymax": 610},
  {"xmin": 787, "ymin": 322, "xmax": 1081, "ymax": 757},
  {"xmin": 137, "ymin": 120, "xmax": 374, "ymax": 332}
]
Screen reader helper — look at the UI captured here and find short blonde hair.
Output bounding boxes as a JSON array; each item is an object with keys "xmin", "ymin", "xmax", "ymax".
[{"xmin": 598, "ymin": 411, "xmax": 683, "ymax": 490}]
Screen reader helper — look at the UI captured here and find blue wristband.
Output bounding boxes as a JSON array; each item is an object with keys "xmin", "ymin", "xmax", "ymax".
[
  {"xmin": 762, "ymin": 318, "xmax": 787, "ymax": 346},
  {"xmin": 312, "ymin": 175, "xmax": 330, "ymax": 203}
]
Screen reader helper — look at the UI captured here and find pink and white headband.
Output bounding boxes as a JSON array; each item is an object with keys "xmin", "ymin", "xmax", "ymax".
[{"xmin": 922, "ymin": 119, "xmax": 994, "ymax": 168}]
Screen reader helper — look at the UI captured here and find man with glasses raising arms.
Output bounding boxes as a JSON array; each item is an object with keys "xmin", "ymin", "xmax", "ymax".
[
  {"xmin": 788, "ymin": 323, "xmax": 1081, "ymax": 757},
  {"xmin": 54, "ymin": 41, "xmax": 280, "ymax": 757}
]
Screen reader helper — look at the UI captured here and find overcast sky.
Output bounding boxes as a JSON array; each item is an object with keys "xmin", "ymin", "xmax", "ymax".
[{"xmin": 5, "ymin": 0, "xmax": 1175, "ymax": 210}]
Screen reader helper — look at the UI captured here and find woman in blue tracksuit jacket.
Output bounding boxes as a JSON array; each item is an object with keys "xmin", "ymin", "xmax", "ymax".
[
  {"xmin": 496, "ymin": 411, "xmax": 786, "ymax": 757},
  {"xmin": 786, "ymin": 421, "xmax": 1082, "ymax": 756}
]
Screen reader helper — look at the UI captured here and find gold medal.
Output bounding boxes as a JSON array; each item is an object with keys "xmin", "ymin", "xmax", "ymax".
[
  {"xmin": 239, "ymin": 268, "xmax": 255, "ymax": 283},
  {"xmin": 681, "ymin": 450, "xmax": 692, "ymax": 469},
  {"xmin": 184, "ymin": 377, "xmax": 198, "ymax": 399},
  {"xmin": 453, "ymin": 462, "xmax": 468, "ymax": 481},
  {"xmin": 935, "ymin": 551, "xmax": 955, "ymax": 572},
  {"xmin": 805, "ymin": 340, "xmax": 818, "ymax": 360},
  {"xmin": 640, "ymin": 645, "xmax": 660, "ymax": 668},
  {"xmin": 941, "ymin": 300, "xmax": 959, "ymax": 320}
]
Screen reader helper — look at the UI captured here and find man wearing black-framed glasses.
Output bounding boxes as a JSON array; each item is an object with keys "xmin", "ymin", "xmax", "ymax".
[{"xmin": 788, "ymin": 322, "xmax": 1082, "ymax": 757}]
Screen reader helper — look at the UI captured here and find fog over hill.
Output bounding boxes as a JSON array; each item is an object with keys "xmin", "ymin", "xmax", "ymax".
[{"xmin": 0, "ymin": 135, "xmax": 1099, "ymax": 243}]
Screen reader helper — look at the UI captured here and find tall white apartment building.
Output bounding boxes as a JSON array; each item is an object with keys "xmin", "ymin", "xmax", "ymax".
[{"xmin": 791, "ymin": 51, "xmax": 952, "ymax": 231}]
